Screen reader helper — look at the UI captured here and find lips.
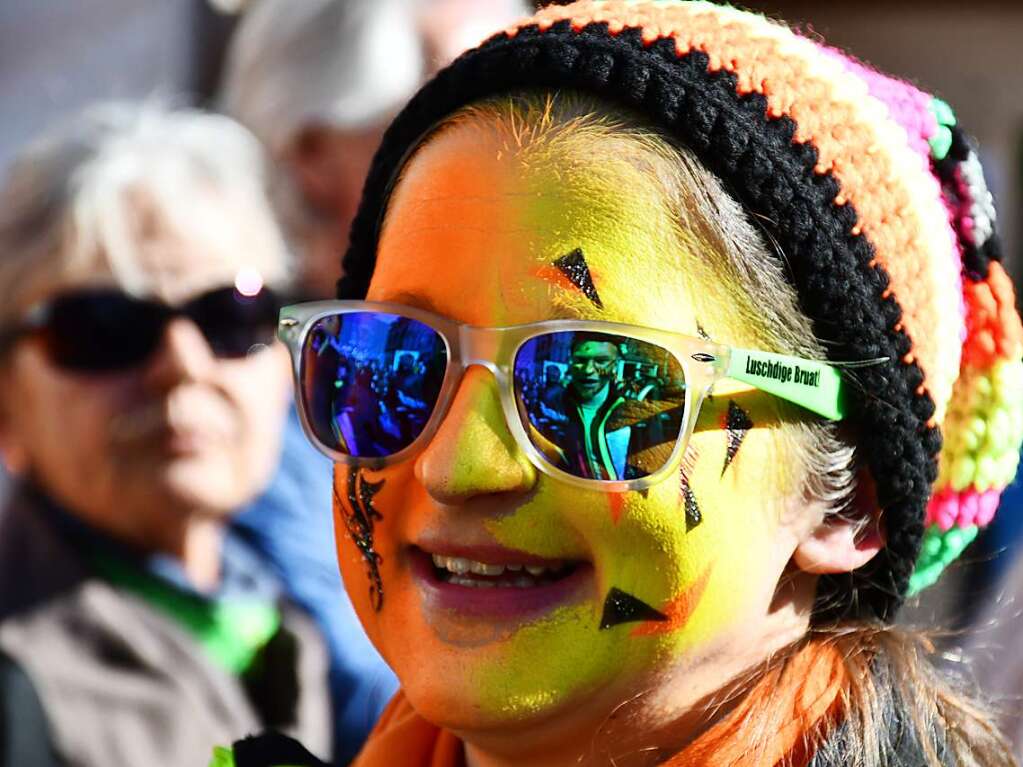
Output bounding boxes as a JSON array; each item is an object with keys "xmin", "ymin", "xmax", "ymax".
[{"xmin": 409, "ymin": 545, "xmax": 593, "ymax": 620}]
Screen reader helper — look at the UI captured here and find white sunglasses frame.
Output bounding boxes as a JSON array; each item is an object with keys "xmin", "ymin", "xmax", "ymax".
[{"xmin": 278, "ymin": 300, "xmax": 845, "ymax": 493}]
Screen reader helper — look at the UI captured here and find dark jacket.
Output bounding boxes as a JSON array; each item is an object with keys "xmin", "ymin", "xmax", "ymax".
[
  {"xmin": 0, "ymin": 487, "xmax": 331, "ymax": 767},
  {"xmin": 559, "ymin": 383, "xmax": 631, "ymax": 480}
]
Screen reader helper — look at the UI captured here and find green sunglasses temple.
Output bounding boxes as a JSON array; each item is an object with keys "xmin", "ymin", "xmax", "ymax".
[{"xmin": 725, "ymin": 349, "xmax": 847, "ymax": 421}]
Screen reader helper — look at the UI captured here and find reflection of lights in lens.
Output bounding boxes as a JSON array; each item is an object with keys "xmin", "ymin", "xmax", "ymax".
[{"xmin": 235, "ymin": 268, "xmax": 264, "ymax": 297}]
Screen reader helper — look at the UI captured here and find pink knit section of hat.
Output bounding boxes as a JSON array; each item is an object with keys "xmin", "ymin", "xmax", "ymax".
[
  {"xmin": 819, "ymin": 46, "xmax": 968, "ymax": 340},
  {"xmin": 927, "ymin": 487, "xmax": 1001, "ymax": 531}
]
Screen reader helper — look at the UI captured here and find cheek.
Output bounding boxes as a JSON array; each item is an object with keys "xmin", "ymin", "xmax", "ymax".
[
  {"xmin": 12, "ymin": 366, "xmax": 129, "ymax": 470},
  {"xmin": 217, "ymin": 346, "xmax": 291, "ymax": 477},
  {"xmin": 485, "ymin": 428, "xmax": 791, "ymax": 663},
  {"xmin": 466, "ymin": 484, "xmax": 708, "ymax": 716},
  {"xmin": 4, "ymin": 356, "xmax": 139, "ymax": 522},
  {"xmin": 673, "ymin": 424, "xmax": 797, "ymax": 644}
]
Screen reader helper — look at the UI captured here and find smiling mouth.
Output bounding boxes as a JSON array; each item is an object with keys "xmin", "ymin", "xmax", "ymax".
[
  {"xmin": 410, "ymin": 546, "xmax": 593, "ymax": 620},
  {"xmin": 431, "ymin": 554, "xmax": 578, "ymax": 589}
]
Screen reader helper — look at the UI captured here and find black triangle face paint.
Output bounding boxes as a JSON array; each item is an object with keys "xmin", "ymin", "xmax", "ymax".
[
  {"xmin": 599, "ymin": 587, "xmax": 669, "ymax": 630},
  {"xmin": 679, "ymin": 447, "xmax": 702, "ymax": 529},
  {"xmin": 682, "ymin": 483, "xmax": 702, "ymax": 529},
  {"xmin": 554, "ymin": 248, "xmax": 604, "ymax": 309},
  {"xmin": 722, "ymin": 400, "xmax": 754, "ymax": 476}
]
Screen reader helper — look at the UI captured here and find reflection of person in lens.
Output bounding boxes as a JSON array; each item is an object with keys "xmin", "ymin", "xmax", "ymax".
[{"xmin": 561, "ymin": 335, "xmax": 631, "ymax": 480}]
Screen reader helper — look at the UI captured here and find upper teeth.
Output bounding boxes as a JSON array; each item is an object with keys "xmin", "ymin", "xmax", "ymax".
[{"xmin": 431, "ymin": 554, "xmax": 562, "ymax": 577}]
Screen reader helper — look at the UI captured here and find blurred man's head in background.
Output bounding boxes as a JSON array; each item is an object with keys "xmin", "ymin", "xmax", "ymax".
[
  {"xmin": 569, "ymin": 336, "xmax": 620, "ymax": 405},
  {"xmin": 220, "ymin": 0, "xmax": 531, "ymax": 298},
  {"xmin": 0, "ymin": 104, "xmax": 292, "ymax": 559}
]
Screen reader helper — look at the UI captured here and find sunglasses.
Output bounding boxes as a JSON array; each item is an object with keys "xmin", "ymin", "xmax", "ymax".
[
  {"xmin": 0, "ymin": 285, "xmax": 281, "ymax": 374},
  {"xmin": 278, "ymin": 301, "xmax": 850, "ymax": 491}
]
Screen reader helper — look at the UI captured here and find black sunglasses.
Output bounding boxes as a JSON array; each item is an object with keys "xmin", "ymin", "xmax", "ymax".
[{"xmin": 0, "ymin": 285, "xmax": 281, "ymax": 373}]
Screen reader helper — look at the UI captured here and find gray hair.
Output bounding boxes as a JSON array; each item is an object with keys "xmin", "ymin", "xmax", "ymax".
[{"xmin": 0, "ymin": 101, "xmax": 289, "ymax": 324}]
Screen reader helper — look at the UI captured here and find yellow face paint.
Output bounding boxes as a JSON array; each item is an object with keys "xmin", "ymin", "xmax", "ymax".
[{"xmin": 337, "ymin": 118, "xmax": 808, "ymax": 733}]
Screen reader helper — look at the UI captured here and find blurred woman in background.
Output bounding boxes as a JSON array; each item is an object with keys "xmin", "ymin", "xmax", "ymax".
[{"xmin": 0, "ymin": 104, "xmax": 331, "ymax": 767}]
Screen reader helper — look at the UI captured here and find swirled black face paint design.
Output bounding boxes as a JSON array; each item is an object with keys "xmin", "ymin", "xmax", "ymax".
[
  {"xmin": 554, "ymin": 248, "xmax": 603, "ymax": 309},
  {"xmin": 721, "ymin": 400, "xmax": 753, "ymax": 476},
  {"xmin": 599, "ymin": 587, "xmax": 669, "ymax": 630},
  {"xmin": 335, "ymin": 468, "xmax": 385, "ymax": 611}
]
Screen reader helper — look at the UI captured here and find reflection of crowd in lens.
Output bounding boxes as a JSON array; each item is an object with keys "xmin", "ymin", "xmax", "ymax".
[
  {"xmin": 516, "ymin": 333, "xmax": 684, "ymax": 481},
  {"xmin": 308, "ymin": 323, "xmax": 442, "ymax": 459}
]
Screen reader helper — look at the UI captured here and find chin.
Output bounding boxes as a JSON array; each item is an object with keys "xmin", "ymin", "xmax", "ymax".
[
  {"xmin": 375, "ymin": 605, "xmax": 631, "ymax": 736},
  {"xmin": 400, "ymin": 667, "xmax": 581, "ymax": 734},
  {"xmin": 159, "ymin": 456, "xmax": 253, "ymax": 516}
]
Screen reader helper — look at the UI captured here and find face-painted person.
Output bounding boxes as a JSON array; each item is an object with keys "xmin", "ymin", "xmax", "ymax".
[
  {"xmin": 214, "ymin": 2, "xmax": 1023, "ymax": 766},
  {"xmin": 0, "ymin": 104, "xmax": 334, "ymax": 767}
]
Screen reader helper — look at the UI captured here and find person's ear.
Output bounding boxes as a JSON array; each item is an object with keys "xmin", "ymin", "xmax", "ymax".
[
  {"xmin": 792, "ymin": 472, "xmax": 885, "ymax": 574},
  {"xmin": 792, "ymin": 514, "xmax": 884, "ymax": 574}
]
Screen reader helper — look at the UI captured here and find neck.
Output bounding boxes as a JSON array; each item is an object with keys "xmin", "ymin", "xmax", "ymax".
[
  {"xmin": 173, "ymin": 515, "xmax": 224, "ymax": 591},
  {"xmin": 28, "ymin": 481, "xmax": 227, "ymax": 592},
  {"xmin": 125, "ymin": 506, "xmax": 225, "ymax": 591}
]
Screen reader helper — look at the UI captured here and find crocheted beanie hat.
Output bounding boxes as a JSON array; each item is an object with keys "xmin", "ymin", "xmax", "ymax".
[{"xmin": 338, "ymin": 0, "xmax": 1023, "ymax": 623}]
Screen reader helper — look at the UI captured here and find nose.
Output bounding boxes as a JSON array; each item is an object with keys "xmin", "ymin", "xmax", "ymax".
[
  {"xmin": 415, "ymin": 366, "xmax": 536, "ymax": 505},
  {"xmin": 143, "ymin": 317, "xmax": 216, "ymax": 390}
]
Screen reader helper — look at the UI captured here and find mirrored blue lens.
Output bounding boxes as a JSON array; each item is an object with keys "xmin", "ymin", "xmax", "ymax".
[
  {"xmin": 300, "ymin": 312, "xmax": 448, "ymax": 458},
  {"xmin": 513, "ymin": 332, "xmax": 687, "ymax": 481}
]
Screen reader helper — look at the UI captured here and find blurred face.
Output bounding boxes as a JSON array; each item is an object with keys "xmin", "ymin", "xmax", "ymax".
[
  {"xmin": 290, "ymin": 125, "xmax": 385, "ymax": 298},
  {"xmin": 0, "ymin": 189, "xmax": 291, "ymax": 552},
  {"xmin": 569, "ymin": 340, "xmax": 618, "ymax": 402},
  {"xmin": 341, "ymin": 123, "xmax": 819, "ymax": 755}
]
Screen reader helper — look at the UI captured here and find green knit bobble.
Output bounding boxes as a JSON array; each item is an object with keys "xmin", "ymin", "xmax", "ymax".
[
  {"xmin": 962, "ymin": 416, "xmax": 986, "ymax": 451},
  {"xmin": 928, "ymin": 98, "xmax": 956, "ymax": 161},
  {"xmin": 909, "ymin": 524, "xmax": 979, "ymax": 595}
]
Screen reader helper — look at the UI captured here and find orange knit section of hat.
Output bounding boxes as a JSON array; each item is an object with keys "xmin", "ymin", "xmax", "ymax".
[
  {"xmin": 963, "ymin": 262, "xmax": 1023, "ymax": 369},
  {"xmin": 507, "ymin": 0, "xmax": 965, "ymax": 423}
]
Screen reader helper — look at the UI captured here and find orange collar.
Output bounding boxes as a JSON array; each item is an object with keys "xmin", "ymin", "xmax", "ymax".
[{"xmin": 351, "ymin": 693, "xmax": 464, "ymax": 767}]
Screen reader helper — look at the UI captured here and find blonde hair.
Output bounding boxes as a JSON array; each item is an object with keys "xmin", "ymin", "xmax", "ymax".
[{"xmin": 432, "ymin": 90, "xmax": 1016, "ymax": 767}]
